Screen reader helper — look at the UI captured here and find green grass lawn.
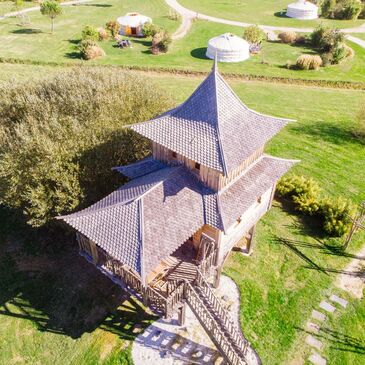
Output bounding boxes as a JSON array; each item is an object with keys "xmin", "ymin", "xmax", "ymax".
[
  {"xmin": 0, "ymin": 0, "xmax": 36, "ymax": 16},
  {"xmin": 0, "ymin": 66, "xmax": 364, "ymax": 364},
  {"xmin": 1, "ymin": 10, "xmax": 365, "ymax": 83},
  {"xmin": 353, "ymin": 33, "xmax": 365, "ymax": 41},
  {"xmin": 179, "ymin": 0, "xmax": 365, "ymax": 29}
]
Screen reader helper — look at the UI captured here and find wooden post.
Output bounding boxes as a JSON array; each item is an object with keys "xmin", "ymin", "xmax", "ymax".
[
  {"xmin": 268, "ymin": 183, "xmax": 277, "ymax": 209},
  {"xmin": 343, "ymin": 201, "xmax": 365, "ymax": 250},
  {"xmin": 213, "ymin": 265, "xmax": 222, "ymax": 288},
  {"xmin": 247, "ymin": 225, "xmax": 256, "ymax": 255},
  {"xmin": 178, "ymin": 302, "xmax": 186, "ymax": 326}
]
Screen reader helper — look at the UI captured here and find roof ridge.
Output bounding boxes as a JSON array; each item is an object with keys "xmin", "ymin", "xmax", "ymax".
[
  {"xmin": 262, "ymin": 153, "xmax": 301, "ymax": 163},
  {"xmin": 212, "ymin": 67, "xmax": 229, "ymax": 176},
  {"xmin": 58, "ymin": 166, "xmax": 183, "ymax": 220}
]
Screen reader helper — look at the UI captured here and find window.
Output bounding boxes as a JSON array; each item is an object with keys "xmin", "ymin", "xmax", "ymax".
[
  {"xmin": 194, "ymin": 162, "xmax": 201, "ymax": 171},
  {"xmin": 237, "ymin": 217, "xmax": 242, "ymax": 224},
  {"xmin": 257, "ymin": 196, "xmax": 262, "ymax": 204},
  {"xmin": 172, "ymin": 151, "xmax": 177, "ymax": 159}
]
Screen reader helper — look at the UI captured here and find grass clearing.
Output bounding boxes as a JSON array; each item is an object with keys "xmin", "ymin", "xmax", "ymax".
[
  {"xmin": 1, "ymin": 4, "xmax": 365, "ymax": 82},
  {"xmin": 179, "ymin": 0, "xmax": 365, "ymax": 28},
  {"xmin": 0, "ymin": 66, "xmax": 364, "ymax": 364}
]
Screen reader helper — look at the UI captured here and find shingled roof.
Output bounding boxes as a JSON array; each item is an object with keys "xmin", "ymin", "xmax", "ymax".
[
  {"xmin": 59, "ymin": 165, "xmax": 208, "ymax": 278},
  {"xmin": 59, "ymin": 155, "xmax": 297, "ymax": 279},
  {"xmin": 131, "ymin": 62, "xmax": 294, "ymax": 175}
]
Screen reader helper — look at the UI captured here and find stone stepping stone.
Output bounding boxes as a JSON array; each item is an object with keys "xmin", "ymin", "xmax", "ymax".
[
  {"xmin": 309, "ymin": 352, "xmax": 327, "ymax": 365},
  {"xmin": 306, "ymin": 335, "xmax": 323, "ymax": 351},
  {"xmin": 329, "ymin": 294, "xmax": 348, "ymax": 308},
  {"xmin": 319, "ymin": 301, "xmax": 336, "ymax": 313},
  {"xmin": 311, "ymin": 310, "xmax": 327, "ymax": 322},
  {"xmin": 306, "ymin": 321, "xmax": 320, "ymax": 334}
]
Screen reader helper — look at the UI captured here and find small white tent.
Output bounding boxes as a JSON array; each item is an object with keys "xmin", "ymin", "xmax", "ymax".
[
  {"xmin": 286, "ymin": 0, "xmax": 318, "ymax": 20},
  {"xmin": 117, "ymin": 12, "xmax": 152, "ymax": 37},
  {"xmin": 206, "ymin": 33, "xmax": 250, "ymax": 63}
]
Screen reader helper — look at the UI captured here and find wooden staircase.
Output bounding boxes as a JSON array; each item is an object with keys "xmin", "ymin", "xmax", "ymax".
[{"xmin": 185, "ymin": 269, "xmax": 261, "ymax": 365}]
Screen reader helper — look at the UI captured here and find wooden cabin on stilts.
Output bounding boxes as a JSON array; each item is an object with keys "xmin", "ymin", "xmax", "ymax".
[{"xmin": 59, "ymin": 59, "xmax": 298, "ymax": 365}]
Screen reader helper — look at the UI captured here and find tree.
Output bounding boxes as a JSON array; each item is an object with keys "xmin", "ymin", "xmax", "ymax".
[
  {"xmin": 40, "ymin": 0, "xmax": 62, "ymax": 34},
  {"xmin": 242, "ymin": 25, "xmax": 266, "ymax": 45},
  {"xmin": 0, "ymin": 68, "xmax": 173, "ymax": 227}
]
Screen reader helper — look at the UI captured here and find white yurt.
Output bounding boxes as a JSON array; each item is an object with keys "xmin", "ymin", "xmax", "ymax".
[
  {"xmin": 286, "ymin": 0, "xmax": 319, "ymax": 20},
  {"xmin": 116, "ymin": 12, "xmax": 152, "ymax": 37},
  {"xmin": 206, "ymin": 33, "xmax": 250, "ymax": 63}
]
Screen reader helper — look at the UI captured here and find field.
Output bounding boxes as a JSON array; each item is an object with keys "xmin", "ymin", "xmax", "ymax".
[
  {"xmin": 1, "ymin": 0, "xmax": 365, "ymax": 83},
  {"xmin": 179, "ymin": 0, "xmax": 365, "ymax": 28},
  {"xmin": 0, "ymin": 64, "xmax": 364, "ymax": 364}
]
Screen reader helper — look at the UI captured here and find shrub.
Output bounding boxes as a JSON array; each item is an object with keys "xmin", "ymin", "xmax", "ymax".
[
  {"xmin": 320, "ymin": 51, "xmax": 334, "ymax": 66},
  {"xmin": 310, "ymin": 25, "xmax": 344, "ymax": 52},
  {"xmin": 277, "ymin": 174, "xmax": 353, "ymax": 236},
  {"xmin": 0, "ymin": 68, "xmax": 173, "ymax": 226},
  {"xmin": 151, "ymin": 30, "xmax": 171, "ymax": 54},
  {"xmin": 334, "ymin": 0, "xmax": 362, "ymax": 19},
  {"xmin": 332, "ymin": 44, "xmax": 348, "ymax": 63},
  {"xmin": 352, "ymin": 104, "xmax": 365, "ymax": 143},
  {"xmin": 296, "ymin": 54, "xmax": 323, "ymax": 70},
  {"xmin": 278, "ymin": 31, "xmax": 297, "ymax": 44},
  {"xmin": 243, "ymin": 25, "xmax": 266, "ymax": 45},
  {"xmin": 319, "ymin": 197, "xmax": 353, "ymax": 236},
  {"xmin": 83, "ymin": 44, "xmax": 106, "ymax": 60},
  {"xmin": 81, "ymin": 25, "xmax": 99, "ymax": 42},
  {"xmin": 168, "ymin": 9, "xmax": 181, "ymax": 21},
  {"xmin": 106, "ymin": 20, "xmax": 120, "ymax": 37},
  {"xmin": 142, "ymin": 22, "xmax": 161, "ymax": 38},
  {"xmin": 97, "ymin": 27, "xmax": 109, "ymax": 41}
]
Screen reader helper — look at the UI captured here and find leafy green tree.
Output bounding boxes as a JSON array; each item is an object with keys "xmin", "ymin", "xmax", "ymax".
[
  {"xmin": 0, "ymin": 68, "xmax": 173, "ymax": 227},
  {"xmin": 81, "ymin": 25, "xmax": 99, "ymax": 41},
  {"xmin": 242, "ymin": 25, "xmax": 266, "ymax": 45},
  {"xmin": 40, "ymin": 0, "xmax": 62, "ymax": 34}
]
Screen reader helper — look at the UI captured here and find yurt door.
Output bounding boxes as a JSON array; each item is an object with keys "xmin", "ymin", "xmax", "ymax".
[{"xmin": 131, "ymin": 27, "xmax": 137, "ymax": 35}]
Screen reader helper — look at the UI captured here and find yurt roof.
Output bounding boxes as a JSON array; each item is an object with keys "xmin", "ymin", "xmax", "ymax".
[
  {"xmin": 288, "ymin": 0, "xmax": 318, "ymax": 10},
  {"xmin": 117, "ymin": 12, "xmax": 152, "ymax": 27},
  {"xmin": 208, "ymin": 33, "xmax": 250, "ymax": 51}
]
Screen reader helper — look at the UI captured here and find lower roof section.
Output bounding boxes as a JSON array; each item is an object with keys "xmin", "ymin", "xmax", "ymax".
[{"xmin": 59, "ymin": 155, "xmax": 297, "ymax": 280}]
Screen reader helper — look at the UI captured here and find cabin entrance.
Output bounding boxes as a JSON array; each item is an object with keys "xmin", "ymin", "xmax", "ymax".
[{"xmin": 131, "ymin": 27, "xmax": 137, "ymax": 35}]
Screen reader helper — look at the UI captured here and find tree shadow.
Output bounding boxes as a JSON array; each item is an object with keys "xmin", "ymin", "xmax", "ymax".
[
  {"xmin": 290, "ymin": 121, "xmax": 361, "ymax": 146},
  {"xmin": 0, "ymin": 207, "xmax": 156, "ymax": 340},
  {"xmin": 11, "ymin": 28, "xmax": 42, "ymax": 34},
  {"xmin": 65, "ymin": 51, "xmax": 81, "ymax": 59},
  {"xmin": 296, "ymin": 326, "xmax": 365, "ymax": 354},
  {"xmin": 132, "ymin": 39, "xmax": 151, "ymax": 47},
  {"xmin": 79, "ymin": 3, "xmax": 113, "ymax": 7},
  {"xmin": 191, "ymin": 47, "xmax": 209, "ymax": 60}
]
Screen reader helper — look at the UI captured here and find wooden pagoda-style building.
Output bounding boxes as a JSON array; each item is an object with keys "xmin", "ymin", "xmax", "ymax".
[{"xmin": 59, "ymin": 62, "xmax": 297, "ymax": 365}]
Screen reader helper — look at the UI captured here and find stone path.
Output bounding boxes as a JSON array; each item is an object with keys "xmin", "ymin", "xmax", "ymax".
[
  {"xmin": 165, "ymin": 0, "xmax": 365, "ymax": 48},
  {"xmin": 303, "ymin": 244, "xmax": 365, "ymax": 365}
]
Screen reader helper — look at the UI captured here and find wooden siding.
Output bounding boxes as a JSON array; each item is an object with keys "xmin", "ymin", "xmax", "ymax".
[
  {"xmin": 152, "ymin": 142, "xmax": 264, "ymax": 191},
  {"xmin": 218, "ymin": 186, "xmax": 274, "ymax": 263}
]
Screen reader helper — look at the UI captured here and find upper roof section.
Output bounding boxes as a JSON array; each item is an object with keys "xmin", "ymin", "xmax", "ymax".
[{"xmin": 131, "ymin": 61, "xmax": 294, "ymax": 176}]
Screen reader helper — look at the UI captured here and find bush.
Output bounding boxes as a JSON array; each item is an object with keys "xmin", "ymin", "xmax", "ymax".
[
  {"xmin": 277, "ymin": 174, "xmax": 353, "ymax": 236},
  {"xmin": 332, "ymin": 44, "xmax": 348, "ymax": 63},
  {"xmin": 296, "ymin": 54, "xmax": 323, "ymax": 70},
  {"xmin": 81, "ymin": 25, "xmax": 99, "ymax": 42},
  {"xmin": 0, "ymin": 68, "xmax": 173, "ymax": 226},
  {"xmin": 321, "ymin": 0, "xmax": 362, "ymax": 19},
  {"xmin": 78, "ymin": 39, "xmax": 105, "ymax": 60},
  {"xmin": 142, "ymin": 22, "xmax": 160, "ymax": 38},
  {"xmin": 151, "ymin": 30, "xmax": 171, "ymax": 54},
  {"xmin": 320, "ymin": 51, "xmax": 334, "ymax": 66},
  {"xmin": 243, "ymin": 25, "xmax": 266, "ymax": 45},
  {"xmin": 310, "ymin": 25, "xmax": 344, "ymax": 52},
  {"xmin": 319, "ymin": 197, "xmax": 353, "ymax": 236},
  {"xmin": 352, "ymin": 104, "xmax": 365, "ymax": 143},
  {"xmin": 97, "ymin": 27, "xmax": 109, "ymax": 41},
  {"xmin": 106, "ymin": 20, "xmax": 120, "ymax": 37},
  {"xmin": 278, "ymin": 31, "xmax": 297, "ymax": 44}
]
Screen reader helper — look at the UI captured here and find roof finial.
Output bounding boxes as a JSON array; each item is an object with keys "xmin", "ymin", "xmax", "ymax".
[{"xmin": 213, "ymin": 51, "xmax": 218, "ymax": 73}]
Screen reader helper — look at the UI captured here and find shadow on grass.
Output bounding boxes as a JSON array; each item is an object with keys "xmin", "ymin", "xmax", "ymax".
[
  {"xmin": 11, "ymin": 28, "xmax": 42, "ymax": 34},
  {"xmin": 191, "ymin": 47, "xmax": 209, "ymax": 60},
  {"xmin": 274, "ymin": 11, "xmax": 289, "ymax": 19},
  {"xmin": 296, "ymin": 327, "xmax": 365, "ymax": 355},
  {"xmin": 0, "ymin": 207, "xmax": 156, "ymax": 340},
  {"xmin": 79, "ymin": 3, "xmax": 113, "ymax": 7},
  {"xmin": 290, "ymin": 121, "xmax": 360, "ymax": 146}
]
